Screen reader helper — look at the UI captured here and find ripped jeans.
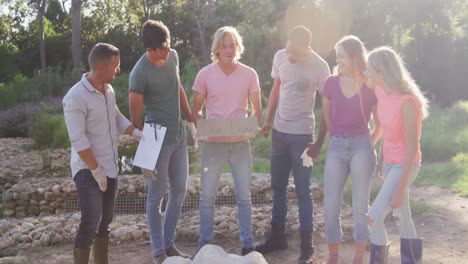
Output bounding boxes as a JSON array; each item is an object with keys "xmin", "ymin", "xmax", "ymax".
[{"xmin": 367, "ymin": 162, "xmax": 420, "ymax": 245}]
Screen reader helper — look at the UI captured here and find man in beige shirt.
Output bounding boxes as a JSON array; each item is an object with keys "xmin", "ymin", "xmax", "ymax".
[{"xmin": 63, "ymin": 43, "xmax": 142, "ymax": 264}]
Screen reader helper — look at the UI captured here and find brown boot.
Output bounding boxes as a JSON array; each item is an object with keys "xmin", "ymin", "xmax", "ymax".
[
  {"xmin": 92, "ymin": 237, "xmax": 109, "ymax": 264},
  {"xmin": 73, "ymin": 248, "xmax": 91, "ymax": 264},
  {"xmin": 153, "ymin": 253, "xmax": 167, "ymax": 264},
  {"xmin": 166, "ymin": 246, "xmax": 191, "ymax": 258}
]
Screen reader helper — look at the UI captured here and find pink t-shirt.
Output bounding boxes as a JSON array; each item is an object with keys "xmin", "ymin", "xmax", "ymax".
[
  {"xmin": 192, "ymin": 62, "xmax": 260, "ymax": 142},
  {"xmin": 375, "ymin": 86, "xmax": 422, "ymax": 165}
]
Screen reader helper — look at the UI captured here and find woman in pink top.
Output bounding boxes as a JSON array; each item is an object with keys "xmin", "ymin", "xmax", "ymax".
[{"xmin": 365, "ymin": 47, "xmax": 429, "ymax": 264}]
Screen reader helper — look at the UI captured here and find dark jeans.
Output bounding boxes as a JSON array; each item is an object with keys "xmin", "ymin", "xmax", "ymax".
[
  {"xmin": 270, "ymin": 129, "xmax": 314, "ymax": 233},
  {"xmin": 73, "ymin": 169, "xmax": 118, "ymax": 249}
]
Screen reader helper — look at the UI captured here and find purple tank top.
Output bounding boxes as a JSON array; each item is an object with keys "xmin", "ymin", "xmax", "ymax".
[{"xmin": 323, "ymin": 75, "xmax": 377, "ymax": 137}]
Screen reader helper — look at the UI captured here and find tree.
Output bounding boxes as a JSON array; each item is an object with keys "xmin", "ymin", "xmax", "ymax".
[
  {"xmin": 71, "ymin": 0, "xmax": 85, "ymax": 69},
  {"xmin": 37, "ymin": 0, "xmax": 47, "ymax": 70}
]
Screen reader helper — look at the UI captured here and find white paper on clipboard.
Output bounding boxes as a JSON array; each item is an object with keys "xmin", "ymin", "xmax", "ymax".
[{"xmin": 132, "ymin": 123, "xmax": 167, "ymax": 170}]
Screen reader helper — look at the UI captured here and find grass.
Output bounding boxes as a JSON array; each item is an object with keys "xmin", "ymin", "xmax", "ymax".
[{"xmin": 415, "ymin": 153, "xmax": 468, "ymax": 196}]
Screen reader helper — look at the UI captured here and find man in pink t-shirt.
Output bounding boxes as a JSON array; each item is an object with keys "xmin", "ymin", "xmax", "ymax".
[{"xmin": 191, "ymin": 26, "xmax": 262, "ymax": 255}]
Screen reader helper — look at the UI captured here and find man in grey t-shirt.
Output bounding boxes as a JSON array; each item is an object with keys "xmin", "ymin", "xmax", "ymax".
[
  {"xmin": 128, "ymin": 20, "xmax": 192, "ymax": 264},
  {"xmin": 256, "ymin": 26, "xmax": 330, "ymax": 264}
]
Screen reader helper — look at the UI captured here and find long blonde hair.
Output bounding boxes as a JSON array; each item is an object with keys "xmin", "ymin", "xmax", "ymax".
[
  {"xmin": 210, "ymin": 26, "xmax": 245, "ymax": 63},
  {"xmin": 333, "ymin": 35, "xmax": 367, "ymax": 81},
  {"xmin": 367, "ymin": 46, "xmax": 429, "ymax": 119}
]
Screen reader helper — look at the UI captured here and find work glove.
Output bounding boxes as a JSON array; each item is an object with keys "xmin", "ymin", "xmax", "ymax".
[
  {"xmin": 91, "ymin": 166, "xmax": 108, "ymax": 192},
  {"xmin": 300, "ymin": 148, "xmax": 314, "ymax": 167},
  {"xmin": 132, "ymin": 129, "xmax": 144, "ymax": 141}
]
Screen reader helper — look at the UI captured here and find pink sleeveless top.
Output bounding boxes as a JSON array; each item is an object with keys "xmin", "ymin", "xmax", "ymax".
[{"xmin": 375, "ymin": 86, "xmax": 422, "ymax": 165}]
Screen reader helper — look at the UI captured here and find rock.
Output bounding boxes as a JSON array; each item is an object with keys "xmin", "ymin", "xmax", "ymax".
[
  {"xmin": 39, "ymin": 233, "xmax": 51, "ymax": 246},
  {"xmin": 3, "ymin": 210, "xmax": 14, "ymax": 217},
  {"xmin": 192, "ymin": 244, "xmax": 267, "ymax": 264},
  {"xmin": 127, "ymin": 185, "xmax": 136, "ymax": 193},
  {"xmin": 20, "ymin": 235, "xmax": 32, "ymax": 243},
  {"xmin": 21, "ymin": 222, "xmax": 35, "ymax": 230},
  {"xmin": 31, "ymin": 240, "xmax": 42, "ymax": 248},
  {"xmin": 0, "ymin": 238, "xmax": 15, "ymax": 250}
]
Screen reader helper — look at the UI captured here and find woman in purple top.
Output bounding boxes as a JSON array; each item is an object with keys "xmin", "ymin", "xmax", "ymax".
[{"xmin": 321, "ymin": 36, "xmax": 381, "ymax": 264}]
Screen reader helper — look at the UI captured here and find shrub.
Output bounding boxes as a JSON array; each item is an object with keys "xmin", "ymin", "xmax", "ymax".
[{"xmin": 30, "ymin": 108, "xmax": 70, "ymax": 149}]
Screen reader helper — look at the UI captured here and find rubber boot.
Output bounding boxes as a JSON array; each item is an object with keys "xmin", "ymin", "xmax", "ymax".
[
  {"xmin": 401, "ymin": 238, "xmax": 422, "ymax": 264},
  {"xmin": 255, "ymin": 223, "xmax": 288, "ymax": 254},
  {"xmin": 297, "ymin": 231, "xmax": 314, "ymax": 264},
  {"xmin": 73, "ymin": 248, "xmax": 91, "ymax": 264},
  {"xmin": 92, "ymin": 237, "xmax": 109, "ymax": 264},
  {"xmin": 369, "ymin": 243, "xmax": 389, "ymax": 264}
]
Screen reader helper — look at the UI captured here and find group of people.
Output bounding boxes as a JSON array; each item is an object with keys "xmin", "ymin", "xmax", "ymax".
[{"xmin": 63, "ymin": 19, "xmax": 428, "ymax": 264}]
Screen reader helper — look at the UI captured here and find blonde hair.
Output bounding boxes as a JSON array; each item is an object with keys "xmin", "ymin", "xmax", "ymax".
[
  {"xmin": 368, "ymin": 46, "xmax": 429, "ymax": 119},
  {"xmin": 333, "ymin": 35, "xmax": 367, "ymax": 80},
  {"xmin": 211, "ymin": 26, "xmax": 244, "ymax": 63}
]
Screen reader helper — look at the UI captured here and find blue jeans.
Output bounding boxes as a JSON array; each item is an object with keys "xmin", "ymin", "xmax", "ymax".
[
  {"xmin": 368, "ymin": 162, "xmax": 420, "ymax": 245},
  {"xmin": 198, "ymin": 141, "xmax": 254, "ymax": 249},
  {"xmin": 74, "ymin": 169, "xmax": 118, "ymax": 248},
  {"xmin": 270, "ymin": 129, "xmax": 314, "ymax": 233},
  {"xmin": 323, "ymin": 134, "xmax": 376, "ymax": 243},
  {"xmin": 147, "ymin": 138, "xmax": 188, "ymax": 257}
]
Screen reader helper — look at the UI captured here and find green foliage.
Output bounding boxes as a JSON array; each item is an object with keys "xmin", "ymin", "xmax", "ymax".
[
  {"xmin": 416, "ymin": 153, "xmax": 468, "ymax": 196},
  {"xmin": 113, "ymin": 73, "xmax": 130, "ymax": 119},
  {"xmin": 0, "ymin": 74, "xmax": 36, "ymax": 109},
  {"xmin": 453, "ymin": 153, "xmax": 468, "ymax": 196},
  {"xmin": 420, "ymin": 101, "xmax": 468, "ymax": 161},
  {"xmin": 30, "ymin": 108, "xmax": 70, "ymax": 149},
  {"xmin": 0, "ymin": 43, "xmax": 19, "ymax": 83}
]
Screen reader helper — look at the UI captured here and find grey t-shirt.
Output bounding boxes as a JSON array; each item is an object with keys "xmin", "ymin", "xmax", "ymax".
[
  {"xmin": 271, "ymin": 49, "xmax": 330, "ymax": 135},
  {"xmin": 129, "ymin": 49, "xmax": 185, "ymax": 145}
]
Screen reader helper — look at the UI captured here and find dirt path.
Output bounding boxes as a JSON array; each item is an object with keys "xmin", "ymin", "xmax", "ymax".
[{"xmin": 15, "ymin": 186, "xmax": 468, "ymax": 263}]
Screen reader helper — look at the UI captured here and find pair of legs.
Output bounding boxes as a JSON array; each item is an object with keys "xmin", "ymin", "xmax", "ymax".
[
  {"xmin": 323, "ymin": 134, "xmax": 376, "ymax": 263},
  {"xmin": 367, "ymin": 162, "xmax": 420, "ymax": 245},
  {"xmin": 74, "ymin": 169, "xmax": 118, "ymax": 248},
  {"xmin": 147, "ymin": 138, "xmax": 188, "ymax": 257},
  {"xmin": 270, "ymin": 129, "xmax": 314, "ymax": 234},
  {"xmin": 198, "ymin": 141, "xmax": 254, "ymax": 250}
]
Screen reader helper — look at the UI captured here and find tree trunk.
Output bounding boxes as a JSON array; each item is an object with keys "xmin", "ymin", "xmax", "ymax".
[
  {"xmin": 38, "ymin": 0, "xmax": 47, "ymax": 70},
  {"xmin": 71, "ymin": 0, "xmax": 84, "ymax": 69},
  {"xmin": 196, "ymin": 21, "xmax": 210, "ymax": 65}
]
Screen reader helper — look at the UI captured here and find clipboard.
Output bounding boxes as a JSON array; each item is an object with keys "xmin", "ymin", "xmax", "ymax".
[{"xmin": 132, "ymin": 123, "xmax": 167, "ymax": 170}]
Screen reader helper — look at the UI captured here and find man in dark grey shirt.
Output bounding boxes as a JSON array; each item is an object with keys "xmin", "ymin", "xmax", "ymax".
[
  {"xmin": 63, "ymin": 43, "xmax": 142, "ymax": 263},
  {"xmin": 129, "ymin": 20, "xmax": 193, "ymax": 264}
]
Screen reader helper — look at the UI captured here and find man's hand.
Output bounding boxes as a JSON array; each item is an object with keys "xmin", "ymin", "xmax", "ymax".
[
  {"xmin": 191, "ymin": 112, "xmax": 203, "ymax": 125},
  {"xmin": 91, "ymin": 166, "xmax": 108, "ymax": 192},
  {"xmin": 132, "ymin": 129, "xmax": 144, "ymax": 141},
  {"xmin": 142, "ymin": 168, "xmax": 157, "ymax": 181},
  {"xmin": 261, "ymin": 123, "xmax": 272, "ymax": 137},
  {"xmin": 306, "ymin": 142, "xmax": 322, "ymax": 159}
]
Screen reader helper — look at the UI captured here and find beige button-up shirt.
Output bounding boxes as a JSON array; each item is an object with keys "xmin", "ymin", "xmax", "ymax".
[{"xmin": 63, "ymin": 74, "xmax": 131, "ymax": 178}]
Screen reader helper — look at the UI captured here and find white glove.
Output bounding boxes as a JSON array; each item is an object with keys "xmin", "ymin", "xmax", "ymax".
[
  {"xmin": 132, "ymin": 129, "xmax": 144, "ymax": 141},
  {"xmin": 301, "ymin": 148, "xmax": 314, "ymax": 167},
  {"xmin": 91, "ymin": 166, "xmax": 108, "ymax": 192},
  {"xmin": 142, "ymin": 168, "xmax": 157, "ymax": 181}
]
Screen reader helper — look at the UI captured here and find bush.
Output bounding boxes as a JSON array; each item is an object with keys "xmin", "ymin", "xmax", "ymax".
[
  {"xmin": 113, "ymin": 73, "xmax": 130, "ymax": 119},
  {"xmin": 30, "ymin": 108, "xmax": 70, "ymax": 149},
  {"xmin": 420, "ymin": 101, "xmax": 468, "ymax": 161},
  {"xmin": 0, "ymin": 75, "xmax": 37, "ymax": 109}
]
